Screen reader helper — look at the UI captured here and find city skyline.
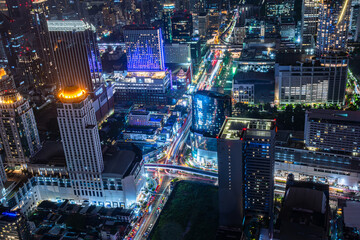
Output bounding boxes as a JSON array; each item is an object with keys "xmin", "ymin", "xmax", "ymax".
[{"xmin": 0, "ymin": 0, "xmax": 359, "ymax": 239}]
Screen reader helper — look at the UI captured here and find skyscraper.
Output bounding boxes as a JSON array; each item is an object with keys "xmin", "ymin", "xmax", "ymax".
[
  {"xmin": 0, "ymin": 90, "xmax": 41, "ymax": 167},
  {"xmin": 124, "ymin": 26, "xmax": 165, "ymax": 71},
  {"xmin": 171, "ymin": 11, "xmax": 193, "ymax": 43},
  {"xmin": 57, "ymin": 86, "xmax": 104, "ymax": 199},
  {"xmin": 162, "ymin": 3, "xmax": 175, "ymax": 43},
  {"xmin": 301, "ymin": 0, "xmax": 320, "ymax": 48},
  {"xmin": 48, "ymin": 20, "xmax": 102, "ymax": 91},
  {"xmin": 191, "ymin": 91, "xmax": 232, "ymax": 168},
  {"xmin": 316, "ymin": 0, "xmax": 351, "ymax": 54},
  {"xmin": 31, "ymin": 0, "xmax": 55, "ymax": 85},
  {"xmin": 118, "ymin": 26, "xmax": 170, "ymax": 105},
  {"xmin": 217, "ymin": 118, "xmax": 276, "ymax": 227}
]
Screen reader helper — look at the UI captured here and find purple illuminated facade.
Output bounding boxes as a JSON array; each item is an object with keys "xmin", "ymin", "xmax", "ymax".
[{"xmin": 124, "ymin": 26, "xmax": 166, "ymax": 71}]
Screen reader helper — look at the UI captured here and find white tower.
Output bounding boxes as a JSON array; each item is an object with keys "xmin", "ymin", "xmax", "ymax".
[
  {"xmin": 0, "ymin": 90, "xmax": 41, "ymax": 167},
  {"xmin": 57, "ymin": 86, "xmax": 104, "ymax": 200}
]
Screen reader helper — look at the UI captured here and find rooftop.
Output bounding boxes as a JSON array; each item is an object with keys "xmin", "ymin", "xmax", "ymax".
[
  {"xmin": 58, "ymin": 86, "xmax": 88, "ymax": 103},
  {"xmin": 30, "ymin": 141, "xmax": 66, "ymax": 166},
  {"xmin": 0, "ymin": 90, "xmax": 23, "ymax": 106},
  {"xmin": 306, "ymin": 109, "xmax": 360, "ymax": 123},
  {"xmin": 47, "ymin": 20, "xmax": 96, "ymax": 32},
  {"xmin": 125, "ymin": 71, "xmax": 167, "ymax": 79},
  {"xmin": 218, "ymin": 117, "xmax": 275, "ymax": 140},
  {"xmin": 102, "ymin": 147, "xmax": 140, "ymax": 177}
]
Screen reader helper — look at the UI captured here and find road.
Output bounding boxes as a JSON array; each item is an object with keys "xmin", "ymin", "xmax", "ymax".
[{"xmin": 134, "ymin": 175, "xmax": 171, "ymax": 240}]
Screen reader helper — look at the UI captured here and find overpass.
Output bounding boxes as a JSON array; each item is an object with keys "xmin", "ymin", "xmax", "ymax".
[
  {"xmin": 144, "ymin": 163, "xmax": 218, "ymax": 179},
  {"xmin": 209, "ymin": 44, "xmax": 243, "ymax": 51}
]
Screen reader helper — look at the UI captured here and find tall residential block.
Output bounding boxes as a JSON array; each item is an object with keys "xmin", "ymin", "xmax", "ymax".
[
  {"xmin": 0, "ymin": 90, "xmax": 41, "ymax": 167},
  {"xmin": 316, "ymin": 0, "xmax": 351, "ymax": 54},
  {"xmin": 301, "ymin": 0, "xmax": 321, "ymax": 48},
  {"xmin": 48, "ymin": 20, "xmax": 102, "ymax": 91},
  {"xmin": 217, "ymin": 118, "xmax": 276, "ymax": 228}
]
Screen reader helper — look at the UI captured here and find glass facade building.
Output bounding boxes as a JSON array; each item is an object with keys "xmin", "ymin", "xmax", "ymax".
[
  {"xmin": 191, "ymin": 90, "xmax": 232, "ymax": 137},
  {"xmin": 190, "ymin": 132, "xmax": 218, "ymax": 169}
]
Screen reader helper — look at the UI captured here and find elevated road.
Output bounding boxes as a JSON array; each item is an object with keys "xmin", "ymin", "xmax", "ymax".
[{"xmin": 144, "ymin": 163, "xmax": 218, "ymax": 178}]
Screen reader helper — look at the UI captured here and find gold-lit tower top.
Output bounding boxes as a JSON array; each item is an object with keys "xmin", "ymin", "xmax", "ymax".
[
  {"xmin": 0, "ymin": 90, "xmax": 23, "ymax": 105},
  {"xmin": 0, "ymin": 68, "xmax": 7, "ymax": 79},
  {"xmin": 58, "ymin": 86, "xmax": 87, "ymax": 103}
]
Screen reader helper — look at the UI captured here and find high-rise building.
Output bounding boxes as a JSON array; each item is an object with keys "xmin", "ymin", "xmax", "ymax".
[
  {"xmin": 301, "ymin": 0, "xmax": 320, "ymax": 48},
  {"xmin": 0, "ymin": 90, "xmax": 41, "ymax": 167},
  {"xmin": 171, "ymin": 11, "xmax": 193, "ymax": 43},
  {"xmin": 217, "ymin": 118, "xmax": 276, "ymax": 227},
  {"xmin": 0, "ymin": 209, "xmax": 31, "ymax": 240},
  {"xmin": 192, "ymin": 90, "xmax": 232, "ymax": 137},
  {"xmin": 57, "ymin": 86, "xmax": 104, "ymax": 200},
  {"xmin": 198, "ymin": 12, "xmax": 208, "ymax": 38},
  {"xmin": 304, "ymin": 109, "xmax": 360, "ymax": 155},
  {"xmin": 119, "ymin": 26, "xmax": 170, "ymax": 105},
  {"xmin": 162, "ymin": 3, "xmax": 175, "ymax": 43},
  {"xmin": 191, "ymin": 91, "xmax": 231, "ymax": 168},
  {"xmin": 48, "ymin": 20, "xmax": 103, "ymax": 91},
  {"xmin": 316, "ymin": 0, "xmax": 351, "ymax": 54},
  {"xmin": 31, "ymin": 0, "xmax": 55, "ymax": 85},
  {"xmin": 349, "ymin": 3, "xmax": 360, "ymax": 42},
  {"xmin": 124, "ymin": 26, "xmax": 165, "ymax": 71},
  {"xmin": 275, "ymin": 52, "xmax": 348, "ymax": 105},
  {"xmin": 266, "ymin": 0, "xmax": 295, "ymax": 17}
]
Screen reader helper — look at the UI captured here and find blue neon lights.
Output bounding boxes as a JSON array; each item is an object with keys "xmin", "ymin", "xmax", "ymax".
[
  {"xmin": 2, "ymin": 212, "xmax": 18, "ymax": 217},
  {"xmin": 126, "ymin": 29, "xmax": 165, "ymax": 71}
]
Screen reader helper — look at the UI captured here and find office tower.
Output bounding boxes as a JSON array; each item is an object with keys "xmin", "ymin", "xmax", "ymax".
[
  {"xmin": 162, "ymin": 3, "xmax": 175, "ymax": 43},
  {"xmin": 31, "ymin": 0, "xmax": 55, "ymax": 85},
  {"xmin": 192, "ymin": 91, "xmax": 232, "ymax": 137},
  {"xmin": 124, "ymin": 26, "xmax": 165, "ymax": 71},
  {"xmin": 301, "ymin": 0, "xmax": 320, "ymax": 48},
  {"xmin": 48, "ymin": 20, "xmax": 103, "ymax": 91},
  {"xmin": 0, "ymin": 68, "xmax": 15, "ymax": 90},
  {"xmin": 57, "ymin": 86, "xmax": 104, "ymax": 199},
  {"xmin": 316, "ymin": 0, "xmax": 351, "ymax": 54},
  {"xmin": 278, "ymin": 175, "xmax": 330, "ymax": 240},
  {"xmin": 191, "ymin": 91, "xmax": 231, "ymax": 168},
  {"xmin": 266, "ymin": 0, "xmax": 295, "ymax": 17},
  {"xmin": 198, "ymin": 13, "xmax": 208, "ymax": 38},
  {"xmin": 275, "ymin": 52, "xmax": 348, "ymax": 105},
  {"xmin": 0, "ymin": 209, "xmax": 31, "ymax": 240},
  {"xmin": 304, "ymin": 109, "xmax": 360, "ymax": 155},
  {"xmin": 217, "ymin": 118, "xmax": 276, "ymax": 227},
  {"xmin": 0, "ymin": 90, "xmax": 41, "ymax": 167},
  {"xmin": 171, "ymin": 11, "xmax": 193, "ymax": 43},
  {"xmin": 118, "ymin": 26, "xmax": 170, "ymax": 105}
]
